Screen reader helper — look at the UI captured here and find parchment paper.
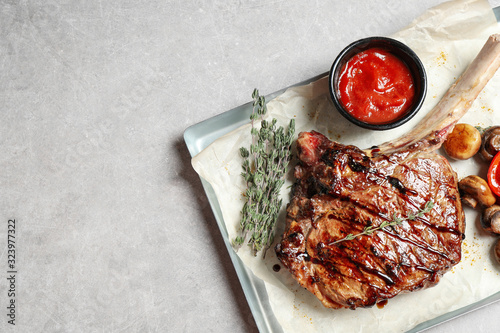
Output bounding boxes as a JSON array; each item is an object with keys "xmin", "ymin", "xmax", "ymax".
[{"xmin": 191, "ymin": 0, "xmax": 500, "ymax": 331}]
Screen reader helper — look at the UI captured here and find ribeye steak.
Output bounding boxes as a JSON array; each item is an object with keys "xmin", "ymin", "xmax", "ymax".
[{"xmin": 275, "ymin": 34, "xmax": 500, "ymax": 309}]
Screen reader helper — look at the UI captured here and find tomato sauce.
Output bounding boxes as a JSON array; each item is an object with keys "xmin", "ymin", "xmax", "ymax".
[{"xmin": 338, "ymin": 48, "xmax": 415, "ymax": 124}]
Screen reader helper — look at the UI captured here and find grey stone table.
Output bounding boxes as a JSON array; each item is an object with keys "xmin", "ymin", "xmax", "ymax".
[{"xmin": 1, "ymin": 0, "xmax": 500, "ymax": 332}]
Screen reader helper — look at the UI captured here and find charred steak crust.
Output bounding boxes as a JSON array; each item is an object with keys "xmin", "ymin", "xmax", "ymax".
[{"xmin": 276, "ymin": 131, "xmax": 465, "ymax": 309}]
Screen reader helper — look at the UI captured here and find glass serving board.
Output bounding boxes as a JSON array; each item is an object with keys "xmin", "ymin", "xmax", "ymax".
[{"xmin": 184, "ymin": 6, "xmax": 500, "ymax": 332}]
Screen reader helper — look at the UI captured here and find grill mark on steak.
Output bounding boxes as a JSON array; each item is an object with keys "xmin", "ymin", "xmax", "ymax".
[
  {"xmin": 328, "ymin": 205, "xmax": 451, "ymax": 283},
  {"xmin": 381, "ymin": 227, "xmax": 450, "ymax": 261},
  {"xmin": 329, "ymin": 239, "xmax": 397, "ymax": 286}
]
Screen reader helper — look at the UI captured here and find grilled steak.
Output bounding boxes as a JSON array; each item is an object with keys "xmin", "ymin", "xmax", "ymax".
[
  {"xmin": 275, "ymin": 34, "xmax": 500, "ymax": 309},
  {"xmin": 276, "ymin": 130, "xmax": 464, "ymax": 309}
]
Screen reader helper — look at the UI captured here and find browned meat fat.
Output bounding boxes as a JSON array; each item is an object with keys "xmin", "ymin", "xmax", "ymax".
[{"xmin": 275, "ymin": 34, "xmax": 500, "ymax": 309}]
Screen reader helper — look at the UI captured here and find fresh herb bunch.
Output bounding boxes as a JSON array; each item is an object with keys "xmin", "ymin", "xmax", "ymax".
[
  {"xmin": 330, "ymin": 201, "xmax": 434, "ymax": 245},
  {"xmin": 233, "ymin": 89, "xmax": 295, "ymax": 257}
]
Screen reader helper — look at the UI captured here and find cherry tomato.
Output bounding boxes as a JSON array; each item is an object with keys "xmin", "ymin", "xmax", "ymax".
[{"xmin": 487, "ymin": 151, "xmax": 500, "ymax": 197}]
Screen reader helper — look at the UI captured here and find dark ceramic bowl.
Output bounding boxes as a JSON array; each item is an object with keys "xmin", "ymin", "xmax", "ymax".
[{"xmin": 328, "ymin": 36, "xmax": 427, "ymax": 130}]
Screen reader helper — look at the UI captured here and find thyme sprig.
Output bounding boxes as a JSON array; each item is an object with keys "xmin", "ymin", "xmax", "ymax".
[
  {"xmin": 331, "ymin": 201, "xmax": 434, "ymax": 245},
  {"xmin": 232, "ymin": 89, "xmax": 295, "ymax": 257}
]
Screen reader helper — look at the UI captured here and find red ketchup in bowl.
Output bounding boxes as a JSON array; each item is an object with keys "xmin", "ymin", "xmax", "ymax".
[{"xmin": 338, "ymin": 48, "xmax": 415, "ymax": 125}]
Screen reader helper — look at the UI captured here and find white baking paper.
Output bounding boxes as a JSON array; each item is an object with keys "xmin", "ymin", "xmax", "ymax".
[{"xmin": 191, "ymin": 0, "xmax": 500, "ymax": 332}]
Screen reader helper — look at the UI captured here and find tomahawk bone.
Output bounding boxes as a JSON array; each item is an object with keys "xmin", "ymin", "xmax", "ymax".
[{"xmin": 372, "ymin": 34, "xmax": 500, "ymax": 156}]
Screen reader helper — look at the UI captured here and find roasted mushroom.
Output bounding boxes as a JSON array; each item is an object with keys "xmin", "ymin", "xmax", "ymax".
[
  {"xmin": 443, "ymin": 123, "xmax": 482, "ymax": 160},
  {"xmin": 458, "ymin": 175, "xmax": 496, "ymax": 208},
  {"xmin": 495, "ymin": 239, "xmax": 500, "ymax": 265},
  {"xmin": 481, "ymin": 205, "xmax": 500, "ymax": 234},
  {"xmin": 480, "ymin": 125, "xmax": 500, "ymax": 161}
]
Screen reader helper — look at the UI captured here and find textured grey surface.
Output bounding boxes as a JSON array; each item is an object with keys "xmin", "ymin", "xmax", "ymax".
[{"xmin": 1, "ymin": 0, "xmax": 500, "ymax": 332}]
